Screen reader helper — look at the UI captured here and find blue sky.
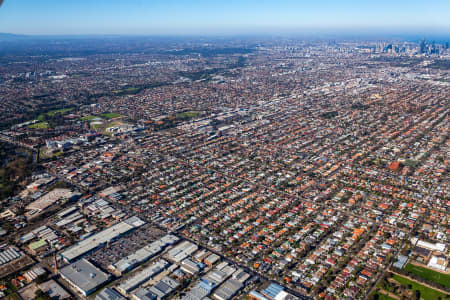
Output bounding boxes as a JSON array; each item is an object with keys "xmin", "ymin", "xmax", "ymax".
[{"xmin": 0, "ymin": 0, "xmax": 449, "ymax": 35}]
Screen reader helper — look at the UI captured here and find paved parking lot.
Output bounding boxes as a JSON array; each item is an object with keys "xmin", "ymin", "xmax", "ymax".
[{"xmin": 88, "ymin": 224, "xmax": 165, "ymax": 269}]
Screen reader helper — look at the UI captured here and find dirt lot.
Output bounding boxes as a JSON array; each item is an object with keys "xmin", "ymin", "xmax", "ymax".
[
  {"xmin": 0, "ymin": 255, "xmax": 35, "ymax": 279},
  {"xmin": 19, "ymin": 282, "xmax": 38, "ymax": 300}
]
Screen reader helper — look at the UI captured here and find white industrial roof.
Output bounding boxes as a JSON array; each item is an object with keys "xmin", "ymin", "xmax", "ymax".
[
  {"xmin": 60, "ymin": 259, "xmax": 110, "ymax": 294},
  {"xmin": 61, "ymin": 216, "xmax": 145, "ymax": 262}
]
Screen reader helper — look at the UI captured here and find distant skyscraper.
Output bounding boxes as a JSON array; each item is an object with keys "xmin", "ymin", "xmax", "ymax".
[{"xmin": 419, "ymin": 40, "xmax": 426, "ymax": 54}]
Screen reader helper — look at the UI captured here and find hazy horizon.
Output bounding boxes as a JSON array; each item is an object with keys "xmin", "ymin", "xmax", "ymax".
[{"xmin": 0, "ymin": 0, "xmax": 449, "ymax": 36}]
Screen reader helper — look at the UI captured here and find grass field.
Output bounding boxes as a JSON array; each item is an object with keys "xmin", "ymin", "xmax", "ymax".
[
  {"xmin": 393, "ymin": 274, "xmax": 449, "ymax": 300},
  {"xmin": 28, "ymin": 122, "xmax": 49, "ymax": 129},
  {"xmin": 37, "ymin": 114, "xmax": 46, "ymax": 121},
  {"xmin": 101, "ymin": 112, "xmax": 122, "ymax": 119},
  {"xmin": 80, "ymin": 115, "xmax": 100, "ymax": 121},
  {"xmin": 46, "ymin": 108, "xmax": 73, "ymax": 116},
  {"xmin": 177, "ymin": 111, "xmax": 202, "ymax": 119},
  {"xmin": 40, "ymin": 148, "xmax": 63, "ymax": 159},
  {"xmin": 404, "ymin": 263, "xmax": 450, "ymax": 288},
  {"xmin": 37, "ymin": 108, "xmax": 73, "ymax": 121},
  {"xmin": 370, "ymin": 275, "xmax": 399, "ymax": 300},
  {"xmin": 112, "ymin": 87, "xmax": 139, "ymax": 94}
]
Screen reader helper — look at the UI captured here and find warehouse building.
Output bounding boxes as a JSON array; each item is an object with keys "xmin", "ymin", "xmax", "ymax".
[
  {"xmin": 132, "ymin": 288, "xmax": 157, "ymax": 300},
  {"xmin": 204, "ymin": 253, "xmax": 220, "ymax": 267},
  {"xmin": 61, "ymin": 216, "xmax": 145, "ymax": 262},
  {"xmin": 26, "ymin": 189, "xmax": 78, "ymax": 211},
  {"xmin": 212, "ymin": 279, "xmax": 243, "ymax": 300},
  {"xmin": 148, "ymin": 276, "xmax": 180, "ymax": 299},
  {"xmin": 39, "ymin": 280, "xmax": 71, "ymax": 300},
  {"xmin": 167, "ymin": 241, "xmax": 198, "ymax": 263},
  {"xmin": 181, "ymin": 281, "xmax": 212, "ymax": 300},
  {"xmin": 96, "ymin": 287, "xmax": 126, "ymax": 300},
  {"xmin": 427, "ymin": 255, "xmax": 448, "ymax": 271},
  {"xmin": 60, "ymin": 259, "xmax": 110, "ymax": 296},
  {"xmin": 117, "ymin": 259, "xmax": 169, "ymax": 295},
  {"xmin": 23, "ymin": 266, "xmax": 47, "ymax": 282},
  {"xmin": 0, "ymin": 246, "xmax": 23, "ymax": 266},
  {"xmin": 109, "ymin": 234, "xmax": 178, "ymax": 275},
  {"xmin": 260, "ymin": 283, "xmax": 285, "ymax": 300},
  {"xmin": 231, "ymin": 269, "xmax": 250, "ymax": 283},
  {"xmin": 181, "ymin": 258, "xmax": 201, "ymax": 275},
  {"xmin": 393, "ymin": 255, "xmax": 408, "ymax": 269}
]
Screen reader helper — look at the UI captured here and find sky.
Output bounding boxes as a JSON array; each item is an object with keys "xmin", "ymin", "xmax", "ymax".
[{"xmin": 0, "ymin": 0, "xmax": 449, "ymax": 35}]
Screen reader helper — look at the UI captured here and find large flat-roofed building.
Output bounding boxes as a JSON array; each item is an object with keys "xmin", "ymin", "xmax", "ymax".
[
  {"xmin": 393, "ymin": 255, "xmax": 408, "ymax": 269},
  {"xmin": 60, "ymin": 259, "xmax": 110, "ymax": 296},
  {"xmin": 61, "ymin": 216, "xmax": 145, "ymax": 262},
  {"xmin": 96, "ymin": 287, "xmax": 126, "ymax": 300},
  {"xmin": 109, "ymin": 234, "xmax": 178, "ymax": 275},
  {"xmin": 26, "ymin": 176, "xmax": 55, "ymax": 190},
  {"xmin": 110, "ymin": 246, "xmax": 155, "ymax": 276},
  {"xmin": 260, "ymin": 283, "xmax": 284, "ymax": 300},
  {"xmin": 26, "ymin": 189, "xmax": 74, "ymax": 211},
  {"xmin": 0, "ymin": 246, "xmax": 23, "ymax": 266},
  {"xmin": 411, "ymin": 238, "xmax": 446, "ymax": 252},
  {"xmin": 39, "ymin": 280, "xmax": 72, "ymax": 300},
  {"xmin": 167, "ymin": 240, "xmax": 198, "ymax": 263},
  {"xmin": 427, "ymin": 255, "xmax": 448, "ymax": 271},
  {"xmin": 231, "ymin": 269, "xmax": 250, "ymax": 283},
  {"xmin": 117, "ymin": 259, "xmax": 169, "ymax": 295},
  {"xmin": 181, "ymin": 258, "xmax": 201, "ymax": 275},
  {"xmin": 204, "ymin": 253, "xmax": 220, "ymax": 267},
  {"xmin": 249, "ymin": 291, "xmax": 271, "ymax": 300},
  {"xmin": 416, "ymin": 240, "xmax": 446, "ymax": 252},
  {"xmin": 213, "ymin": 279, "xmax": 243, "ymax": 300},
  {"xmin": 148, "ymin": 276, "xmax": 180, "ymax": 299},
  {"xmin": 181, "ymin": 280, "xmax": 215, "ymax": 300},
  {"xmin": 132, "ymin": 288, "xmax": 157, "ymax": 300}
]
